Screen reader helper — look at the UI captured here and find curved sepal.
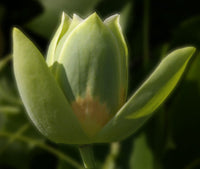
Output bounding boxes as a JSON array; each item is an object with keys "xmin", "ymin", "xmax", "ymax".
[
  {"xmin": 95, "ymin": 47, "xmax": 195, "ymax": 142},
  {"xmin": 13, "ymin": 28, "xmax": 90, "ymax": 144}
]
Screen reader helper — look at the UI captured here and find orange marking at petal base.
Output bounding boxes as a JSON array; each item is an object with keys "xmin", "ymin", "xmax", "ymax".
[{"xmin": 71, "ymin": 92, "xmax": 111, "ymax": 137}]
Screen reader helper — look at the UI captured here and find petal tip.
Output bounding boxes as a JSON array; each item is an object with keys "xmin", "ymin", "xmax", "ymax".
[
  {"xmin": 104, "ymin": 14, "xmax": 120, "ymax": 24},
  {"xmin": 186, "ymin": 46, "xmax": 196, "ymax": 53},
  {"xmin": 61, "ymin": 12, "xmax": 71, "ymax": 22},
  {"xmin": 87, "ymin": 12, "xmax": 102, "ymax": 23},
  {"xmin": 12, "ymin": 27, "xmax": 21, "ymax": 38},
  {"xmin": 72, "ymin": 13, "xmax": 83, "ymax": 21}
]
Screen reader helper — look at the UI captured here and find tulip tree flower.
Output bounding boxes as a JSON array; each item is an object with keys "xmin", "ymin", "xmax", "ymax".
[{"xmin": 13, "ymin": 12, "xmax": 195, "ymax": 168}]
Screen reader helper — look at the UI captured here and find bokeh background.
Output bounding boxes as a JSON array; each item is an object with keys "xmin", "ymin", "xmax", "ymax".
[{"xmin": 0, "ymin": 0, "xmax": 200, "ymax": 169}]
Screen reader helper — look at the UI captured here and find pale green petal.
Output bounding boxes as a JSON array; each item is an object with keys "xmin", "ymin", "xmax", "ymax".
[
  {"xmin": 95, "ymin": 47, "xmax": 195, "ymax": 142},
  {"xmin": 46, "ymin": 12, "xmax": 71, "ymax": 66},
  {"xmin": 13, "ymin": 28, "xmax": 90, "ymax": 144},
  {"xmin": 129, "ymin": 133, "xmax": 154, "ymax": 169},
  {"xmin": 54, "ymin": 14, "xmax": 83, "ymax": 62},
  {"xmin": 49, "ymin": 14, "xmax": 84, "ymax": 102},
  {"xmin": 104, "ymin": 14, "xmax": 128, "ymax": 58},
  {"xmin": 104, "ymin": 14, "xmax": 128, "ymax": 105}
]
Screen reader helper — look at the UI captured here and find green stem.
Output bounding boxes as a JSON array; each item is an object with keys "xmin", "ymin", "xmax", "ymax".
[
  {"xmin": 0, "ymin": 131, "xmax": 84, "ymax": 169},
  {"xmin": 0, "ymin": 123, "xmax": 29, "ymax": 154},
  {"xmin": 102, "ymin": 142, "xmax": 120, "ymax": 169},
  {"xmin": 79, "ymin": 145, "xmax": 96, "ymax": 169}
]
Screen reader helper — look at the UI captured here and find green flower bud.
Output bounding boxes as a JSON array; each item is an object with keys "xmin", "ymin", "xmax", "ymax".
[
  {"xmin": 12, "ymin": 12, "xmax": 195, "ymax": 144},
  {"xmin": 46, "ymin": 13, "xmax": 128, "ymax": 137}
]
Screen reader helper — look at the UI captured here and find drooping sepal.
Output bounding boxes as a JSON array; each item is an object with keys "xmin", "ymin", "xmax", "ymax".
[
  {"xmin": 95, "ymin": 47, "xmax": 196, "ymax": 142},
  {"xmin": 13, "ymin": 28, "xmax": 90, "ymax": 144}
]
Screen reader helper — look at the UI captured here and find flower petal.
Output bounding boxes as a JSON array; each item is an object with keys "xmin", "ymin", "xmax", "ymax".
[
  {"xmin": 54, "ymin": 13, "xmax": 83, "ymax": 62},
  {"xmin": 104, "ymin": 14, "xmax": 128, "ymax": 106},
  {"xmin": 46, "ymin": 12, "xmax": 71, "ymax": 66}
]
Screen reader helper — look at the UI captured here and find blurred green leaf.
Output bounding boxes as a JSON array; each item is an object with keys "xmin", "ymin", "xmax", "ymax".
[
  {"xmin": 172, "ymin": 16, "xmax": 200, "ymax": 48},
  {"xmin": 0, "ymin": 140, "xmax": 31, "ymax": 169},
  {"xmin": 164, "ymin": 53, "xmax": 200, "ymax": 169},
  {"xmin": 0, "ymin": 123, "xmax": 29, "ymax": 153},
  {"xmin": 186, "ymin": 53, "xmax": 200, "ymax": 85},
  {"xmin": 0, "ymin": 131, "xmax": 84, "ymax": 169},
  {"xmin": 0, "ymin": 56, "xmax": 22, "ymax": 110},
  {"xmin": 0, "ymin": 5, "xmax": 5, "ymax": 58},
  {"xmin": 183, "ymin": 158, "xmax": 200, "ymax": 169},
  {"xmin": 0, "ymin": 104, "xmax": 20, "ymax": 114},
  {"xmin": 57, "ymin": 145, "xmax": 83, "ymax": 169},
  {"xmin": 27, "ymin": 0, "xmax": 102, "ymax": 38},
  {"xmin": 129, "ymin": 133, "xmax": 154, "ymax": 169},
  {"xmin": 120, "ymin": 2, "xmax": 133, "ymax": 32},
  {"xmin": 0, "ymin": 75, "xmax": 21, "ymax": 105},
  {"xmin": 0, "ymin": 55, "xmax": 11, "ymax": 72}
]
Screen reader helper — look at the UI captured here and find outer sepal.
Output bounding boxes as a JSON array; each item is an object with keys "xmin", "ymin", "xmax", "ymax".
[
  {"xmin": 95, "ymin": 47, "xmax": 196, "ymax": 143},
  {"xmin": 13, "ymin": 28, "xmax": 90, "ymax": 144}
]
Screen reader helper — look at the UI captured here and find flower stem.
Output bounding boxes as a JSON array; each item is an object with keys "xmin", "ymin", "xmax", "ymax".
[{"xmin": 79, "ymin": 145, "xmax": 96, "ymax": 169}]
